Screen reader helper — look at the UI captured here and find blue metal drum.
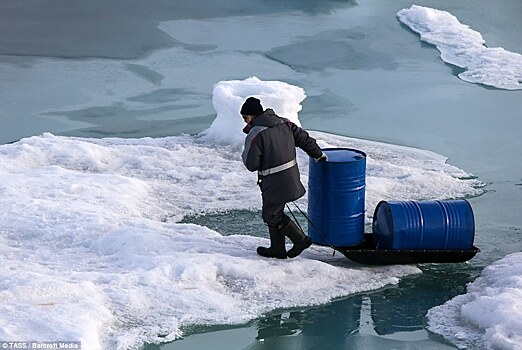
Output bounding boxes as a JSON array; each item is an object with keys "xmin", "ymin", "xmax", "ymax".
[
  {"xmin": 308, "ymin": 148, "xmax": 366, "ymax": 247},
  {"xmin": 372, "ymin": 200, "xmax": 475, "ymax": 250}
]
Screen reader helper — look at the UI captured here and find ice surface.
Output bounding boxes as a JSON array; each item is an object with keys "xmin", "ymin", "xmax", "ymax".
[
  {"xmin": 397, "ymin": 5, "xmax": 522, "ymax": 90},
  {"xmin": 202, "ymin": 77, "xmax": 304, "ymax": 145},
  {"xmin": 0, "ymin": 78, "xmax": 483, "ymax": 349},
  {"xmin": 0, "ymin": 39, "xmax": 295, "ymax": 143},
  {"xmin": 427, "ymin": 252, "xmax": 522, "ymax": 350}
]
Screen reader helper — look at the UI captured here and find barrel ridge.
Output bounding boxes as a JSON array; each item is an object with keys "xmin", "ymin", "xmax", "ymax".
[
  {"xmin": 308, "ymin": 148, "xmax": 366, "ymax": 247},
  {"xmin": 372, "ymin": 199, "xmax": 475, "ymax": 250}
]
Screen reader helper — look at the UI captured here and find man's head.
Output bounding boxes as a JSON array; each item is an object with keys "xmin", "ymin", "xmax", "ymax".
[{"xmin": 240, "ymin": 97, "xmax": 263, "ymax": 123}]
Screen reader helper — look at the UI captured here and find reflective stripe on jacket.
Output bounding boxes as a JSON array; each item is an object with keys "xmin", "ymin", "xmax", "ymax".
[{"xmin": 242, "ymin": 109, "xmax": 322, "ymax": 204}]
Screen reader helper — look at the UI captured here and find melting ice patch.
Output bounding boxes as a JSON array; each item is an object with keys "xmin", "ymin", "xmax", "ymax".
[
  {"xmin": 427, "ymin": 252, "xmax": 522, "ymax": 350},
  {"xmin": 398, "ymin": 5, "xmax": 522, "ymax": 90},
  {"xmin": 0, "ymin": 78, "xmax": 483, "ymax": 349}
]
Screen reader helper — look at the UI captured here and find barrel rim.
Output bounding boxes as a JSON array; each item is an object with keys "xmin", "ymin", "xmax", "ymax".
[
  {"xmin": 461, "ymin": 198, "xmax": 476, "ymax": 237},
  {"xmin": 321, "ymin": 147, "xmax": 367, "ymax": 159},
  {"xmin": 372, "ymin": 200, "xmax": 395, "ymax": 248}
]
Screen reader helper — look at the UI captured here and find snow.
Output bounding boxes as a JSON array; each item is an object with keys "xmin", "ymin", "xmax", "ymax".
[
  {"xmin": 428, "ymin": 252, "xmax": 522, "ymax": 350},
  {"xmin": 0, "ymin": 78, "xmax": 484, "ymax": 349}
]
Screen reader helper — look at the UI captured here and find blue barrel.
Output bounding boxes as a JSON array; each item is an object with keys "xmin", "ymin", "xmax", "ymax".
[
  {"xmin": 308, "ymin": 148, "xmax": 366, "ymax": 247},
  {"xmin": 372, "ymin": 200, "xmax": 475, "ymax": 250}
]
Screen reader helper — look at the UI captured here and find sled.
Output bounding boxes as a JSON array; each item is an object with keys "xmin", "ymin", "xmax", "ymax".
[{"xmin": 336, "ymin": 234, "xmax": 480, "ymax": 265}]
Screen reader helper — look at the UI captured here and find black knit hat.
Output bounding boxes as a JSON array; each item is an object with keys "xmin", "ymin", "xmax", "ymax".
[{"xmin": 240, "ymin": 97, "xmax": 264, "ymax": 116}]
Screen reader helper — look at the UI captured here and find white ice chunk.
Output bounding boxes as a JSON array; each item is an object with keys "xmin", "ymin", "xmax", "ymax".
[
  {"xmin": 202, "ymin": 76, "xmax": 304, "ymax": 145},
  {"xmin": 428, "ymin": 252, "xmax": 522, "ymax": 350},
  {"xmin": 398, "ymin": 5, "xmax": 522, "ymax": 90}
]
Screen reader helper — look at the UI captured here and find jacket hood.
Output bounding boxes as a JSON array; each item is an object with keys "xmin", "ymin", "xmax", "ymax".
[{"xmin": 243, "ymin": 109, "xmax": 284, "ymax": 134}]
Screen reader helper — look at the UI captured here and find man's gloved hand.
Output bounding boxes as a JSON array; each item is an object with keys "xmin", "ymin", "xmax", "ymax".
[{"xmin": 315, "ymin": 152, "xmax": 328, "ymax": 162}]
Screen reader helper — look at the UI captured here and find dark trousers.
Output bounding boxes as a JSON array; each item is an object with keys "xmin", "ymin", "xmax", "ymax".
[{"xmin": 262, "ymin": 201, "xmax": 286, "ymax": 228}]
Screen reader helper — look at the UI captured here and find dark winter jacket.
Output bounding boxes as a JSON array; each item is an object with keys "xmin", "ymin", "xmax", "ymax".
[{"xmin": 242, "ymin": 109, "xmax": 323, "ymax": 205}]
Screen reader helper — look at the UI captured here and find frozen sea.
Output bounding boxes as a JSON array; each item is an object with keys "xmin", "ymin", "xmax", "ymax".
[{"xmin": 0, "ymin": 1, "xmax": 521, "ymax": 350}]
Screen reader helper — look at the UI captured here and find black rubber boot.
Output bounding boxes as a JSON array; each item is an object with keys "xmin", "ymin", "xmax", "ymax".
[
  {"xmin": 257, "ymin": 226, "xmax": 287, "ymax": 259},
  {"xmin": 280, "ymin": 216, "xmax": 312, "ymax": 258}
]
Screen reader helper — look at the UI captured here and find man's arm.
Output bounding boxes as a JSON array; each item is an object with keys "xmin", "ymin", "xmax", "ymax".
[
  {"xmin": 242, "ymin": 126, "xmax": 266, "ymax": 171},
  {"xmin": 288, "ymin": 122, "xmax": 323, "ymax": 160}
]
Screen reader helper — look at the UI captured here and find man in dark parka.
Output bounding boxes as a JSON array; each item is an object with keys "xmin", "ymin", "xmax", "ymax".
[{"xmin": 240, "ymin": 97, "xmax": 327, "ymax": 259}]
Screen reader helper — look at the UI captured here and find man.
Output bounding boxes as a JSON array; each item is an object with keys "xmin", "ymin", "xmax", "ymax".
[{"xmin": 240, "ymin": 97, "xmax": 327, "ymax": 259}]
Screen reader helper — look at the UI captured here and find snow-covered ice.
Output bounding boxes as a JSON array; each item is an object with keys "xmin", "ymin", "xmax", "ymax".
[
  {"xmin": 398, "ymin": 5, "xmax": 522, "ymax": 90},
  {"xmin": 0, "ymin": 78, "xmax": 484, "ymax": 349},
  {"xmin": 428, "ymin": 252, "xmax": 522, "ymax": 350}
]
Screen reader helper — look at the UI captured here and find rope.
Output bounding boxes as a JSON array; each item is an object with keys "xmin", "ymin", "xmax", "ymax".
[{"xmin": 286, "ymin": 201, "xmax": 338, "ymax": 257}]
